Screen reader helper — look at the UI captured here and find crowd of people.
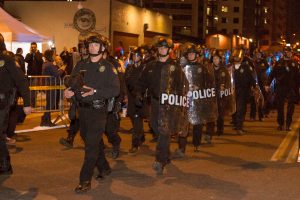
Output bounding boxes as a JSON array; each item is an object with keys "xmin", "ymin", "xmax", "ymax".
[{"xmin": 0, "ymin": 31, "xmax": 299, "ymax": 193}]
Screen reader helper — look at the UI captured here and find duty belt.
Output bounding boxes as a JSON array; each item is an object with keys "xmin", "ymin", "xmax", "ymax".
[{"xmin": 79, "ymin": 99, "xmax": 107, "ymax": 109}]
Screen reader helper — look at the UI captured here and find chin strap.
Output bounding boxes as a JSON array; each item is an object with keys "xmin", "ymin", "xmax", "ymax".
[
  {"xmin": 158, "ymin": 48, "xmax": 170, "ymax": 58},
  {"xmin": 88, "ymin": 44, "xmax": 105, "ymax": 57}
]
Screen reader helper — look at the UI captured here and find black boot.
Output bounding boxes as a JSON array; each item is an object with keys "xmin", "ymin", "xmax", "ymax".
[
  {"xmin": 0, "ymin": 156, "xmax": 13, "ymax": 175},
  {"xmin": 74, "ymin": 181, "xmax": 91, "ymax": 193},
  {"xmin": 59, "ymin": 130, "xmax": 75, "ymax": 148}
]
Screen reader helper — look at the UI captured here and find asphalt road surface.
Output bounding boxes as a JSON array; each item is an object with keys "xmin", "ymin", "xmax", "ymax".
[{"xmin": 1, "ymin": 106, "xmax": 300, "ymax": 200}]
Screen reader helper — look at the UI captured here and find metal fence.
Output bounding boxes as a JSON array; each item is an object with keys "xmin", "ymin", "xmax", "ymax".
[{"xmin": 18, "ymin": 75, "xmax": 71, "ymax": 126}]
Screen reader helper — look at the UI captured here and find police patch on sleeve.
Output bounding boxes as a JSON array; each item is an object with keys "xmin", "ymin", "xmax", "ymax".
[
  {"xmin": 0, "ymin": 60, "xmax": 5, "ymax": 67},
  {"xmin": 99, "ymin": 65, "xmax": 105, "ymax": 72}
]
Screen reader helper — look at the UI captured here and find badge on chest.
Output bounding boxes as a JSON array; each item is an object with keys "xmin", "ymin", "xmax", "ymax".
[
  {"xmin": 98, "ymin": 65, "xmax": 105, "ymax": 72},
  {"xmin": 0, "ymin": 60, "xmax": 5, "ymax": 67}
]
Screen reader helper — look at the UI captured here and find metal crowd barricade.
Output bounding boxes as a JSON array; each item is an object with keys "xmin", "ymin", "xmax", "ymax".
[{"xmin": 18, "ymin": 75, "xmax": 71, "ymax": 126}]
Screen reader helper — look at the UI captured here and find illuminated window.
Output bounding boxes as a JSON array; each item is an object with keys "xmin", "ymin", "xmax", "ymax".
[
  {"xmin": 264, "ymin": 7, "xmax": 268, "ymax": 13},
  {"xmin": 221, "ymin": 6, "xmax": 228, "ymax": 12},
  {"xmin": 264, "ymin": 18, "xmax": 268, "ymax": 24},
  {"xmin": 207, "ymin": 7, "xmax": 211, "ymax": 15}
]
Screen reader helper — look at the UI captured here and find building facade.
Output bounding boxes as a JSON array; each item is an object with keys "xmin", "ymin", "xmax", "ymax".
[{"xmin": 4, "ymin": 0, "xmax": 171, "ymax": 53}]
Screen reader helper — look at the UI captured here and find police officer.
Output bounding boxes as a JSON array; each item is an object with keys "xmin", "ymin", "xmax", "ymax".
[
  {"xmin": 182, "ymin": 44, "xmax": 216, "ymax": 152},
  {"xmin": 64, "ymin": 34, "xmax": 120, "ymax": 192},
  {"xmin": 60, "ymin": 40, "xmax": 123, "ymax": 160},
  {"xmin": 0, "ymin": 33, "xmax": 31, "ymax": 175},
  {"xmin": 125, "ymin": 47, "xmax": 146, "ymax": 154},
  {"xmin": 136, "ymin": 37, "xmax": 189, "ymax": 174},
  {"xmin": 140, "ymin": 45, "xmax": 157, "ymax": 142},
  {"xmin": 232, "ymin": 49, "xmax": 256, "ymax": 134},
  {"xmin": 266, "ymin": 47, "xmax": 299, "ymax": 131},
  {"xmin": 212, "ymin": 52, "xmax": 229, "ymax": 136},
  {"xmin": 103, "ymin": 48, "xmax": 124, "ymax": 159}
]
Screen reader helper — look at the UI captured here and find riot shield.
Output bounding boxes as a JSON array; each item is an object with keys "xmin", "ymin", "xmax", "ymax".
[
  {"xmin": 216, "ymin": 66, "xmax": 236, "ymax": 116},
  {"xmin": 183, "ymin": 63, "xmax": 218, "ymax": 125},
  {"xmin": 158, "ymin": 62, "xmax": 189, "ymax": 135}
]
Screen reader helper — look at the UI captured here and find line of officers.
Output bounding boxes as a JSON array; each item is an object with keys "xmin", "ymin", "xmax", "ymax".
[
  {"xmin": 63, "ymin": 34, "xmax": 299, "ymax": 193},
  {"xmin": 1, "ymin": 30, "xmax": 299, "ymax": 193}
]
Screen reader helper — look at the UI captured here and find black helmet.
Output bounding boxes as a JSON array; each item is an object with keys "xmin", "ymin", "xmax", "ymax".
[
  {"xmin": 86, "ymin": 35, "xmax": 104, "ymax": 45},
  {"xmin": 155, "ymin": 37, "xmax": 174, "ymax": 49},
  {"xmin": 132, "ymin": 47, "xmax": 144, "ymax": 57},
  {"xmin": 185, "ymin": 43, "xmax": 200, "ymax": 55},
  {"xmin": 85, "ymin": 33, "xmax": 107, "ymax": 57},
  {"xmin": 212, "ymin": 51, "xmax": 222, "ymax": 60},
  {"xmin": 182, "ymin": 42, "xmax": 199, "ymax": 62}
]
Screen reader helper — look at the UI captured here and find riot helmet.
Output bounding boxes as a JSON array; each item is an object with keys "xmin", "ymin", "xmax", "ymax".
[
  {"xmin": 85, "ymin": 34, "xmax": 105, "ymax": 57},
  {"xmin": 154, "ymin": 36, "xmax": 174, "ymax": 57},
  {"xmin": 183, "ymin": 43, "xmax": 200, "ymax": 62},
  {"xmin": 132, "ymin": 47, "xmax": 144, "ymax": 64}
]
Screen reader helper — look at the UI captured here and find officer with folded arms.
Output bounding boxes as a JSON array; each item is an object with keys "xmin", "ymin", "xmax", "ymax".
[{"xmin": 64, "ymin": 33, "xmax": 120, "ymax": 193}]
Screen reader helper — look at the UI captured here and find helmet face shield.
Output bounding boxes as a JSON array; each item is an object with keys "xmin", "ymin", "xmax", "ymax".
[
  {"xmin": 182, "ymin": 43, "xmax": 199, "ymax": 62},
  {"xmin": 153, "ymin": 37, "xmax": 173, "ymax": 58}
]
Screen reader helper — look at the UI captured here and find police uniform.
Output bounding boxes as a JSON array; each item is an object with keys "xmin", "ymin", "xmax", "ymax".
[
  {"xmin": 125, "ymin": 52, "xmax": 146, "ymax": 153},
  {"xmin": 72, "ymin": 56, "xmax": 120, "ymax": 190},
  {"xmin": 137, "ymin": 58, "xmax": 188, "ymax": 170},
  {"xmin": 254, "ymin": 58, "xmax": 270, "ymax": 117},
  {"xmin": 267, "ymin": 58, "xmax": 298, "ymax": 130},
  {"xmin": 232, "ymin": 58, "xmax": 256, "ymax": 133},
  {"xmin": 104, "ymin": 56, "xmax": 124, "ymax": 159},
  {"xmin": 213, "ymin": 64, "xmax": 228, "ymax": 135},
  {"xmin": 0, "ymin": 51, "xmax": 30, "ymax": 174}
]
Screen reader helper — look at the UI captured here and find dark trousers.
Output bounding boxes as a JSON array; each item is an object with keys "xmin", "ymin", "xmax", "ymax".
[
  {"xmin": 42, "ymin": 90, "xmax": 58, "ymax": 121},
  {"xmin": 216, "ymin": 100, "xmax": 224, "ymax": 135},
  {"xmin": 193, "ymin": 122, "xmax": 215, "ymax": 147},
  {"xmin": 276, "ymin": 92, "xmax": 295, "ymax": 127},
  {"xmin": 5, "ymin": 105, "xmax": 19, "ymax": 138},
  {"xmin": 150, "ymin": 98, "xmax": 159, "ymax": 140},
  {"xmin": 69, "ymin": 118, "xmax": 80, "ymax": 135},
  {"xmin": 150, "ymin": 100, "xmax": 170, "ymax": 165},
  {"xmin": 78, "ymin": 107, "xmax": 108, "ymax": 183},
  {"xmin": 0, "ymin": 105, "xmax": 11, "ymax": 170},
  {"xmin": 233, "ymin": 94, "xmax": 248, "ymax": 130},
  {"xmin": 250, "ymin": 96, "xmax": 264, "ymax": 120},
  {"xmin": 105, "ymin": 112, "xmax": 121, "ymax": 150},
  {"xmin": 217, "ymin": 115, "xmax": 224, "ymax": 134},
  {"xmin": 129, "ymin": 115, "xmax": 144, "ymax": 148}
]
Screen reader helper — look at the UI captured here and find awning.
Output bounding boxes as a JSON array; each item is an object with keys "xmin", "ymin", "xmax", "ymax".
[{"xmin": 0, "ymin": 7, "xmax": 51, "ymax": 42}]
